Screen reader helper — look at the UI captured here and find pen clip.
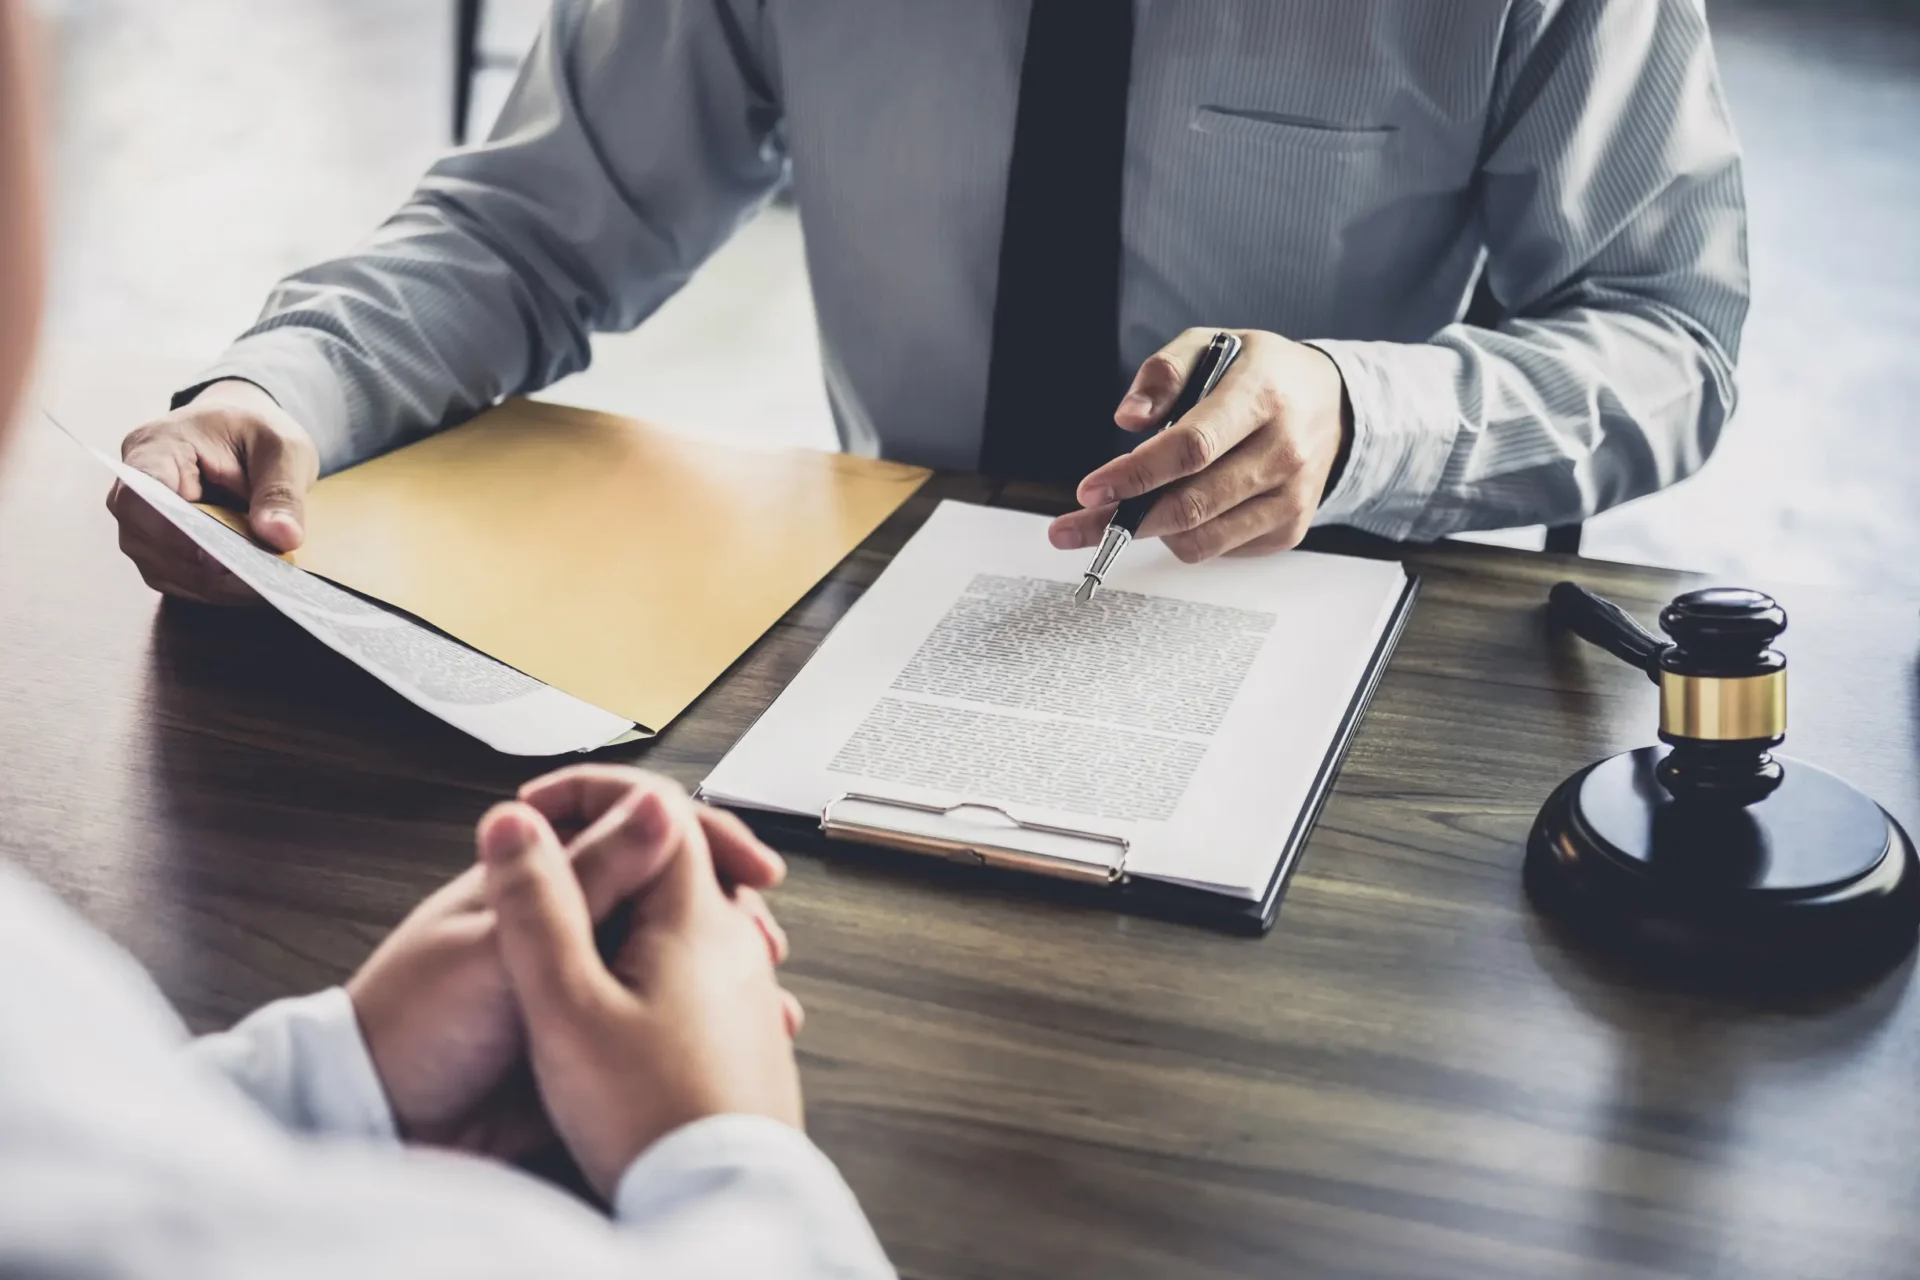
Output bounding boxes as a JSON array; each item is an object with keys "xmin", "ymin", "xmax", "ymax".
[{"xmin": 1195, "ymin": 332, "xmax": 1242, "ymax": 402}]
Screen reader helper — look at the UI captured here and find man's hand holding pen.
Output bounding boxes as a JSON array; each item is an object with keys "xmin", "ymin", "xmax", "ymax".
[{"xmin": 1048, "ymin": 328, "xmax": 1354, "ymax": 565}]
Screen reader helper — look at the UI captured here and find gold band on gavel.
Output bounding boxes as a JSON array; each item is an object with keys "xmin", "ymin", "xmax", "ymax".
[{"xmin": 1658, "ymin": 670, "xmax": 1787, "ymax": 741}]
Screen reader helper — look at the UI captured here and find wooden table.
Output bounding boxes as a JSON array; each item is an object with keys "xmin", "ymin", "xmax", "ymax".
[{"xmin": 4, "ymin": 419, "xmax": 1919, "ymax": 1279}]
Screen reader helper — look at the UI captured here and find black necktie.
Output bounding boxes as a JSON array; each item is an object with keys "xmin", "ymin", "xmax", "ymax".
[{"xmin": 979, "ymin": 1, "xmax": 1135, "ymax": 486}]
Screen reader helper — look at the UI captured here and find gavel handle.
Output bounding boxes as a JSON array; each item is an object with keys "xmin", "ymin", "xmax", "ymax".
[{"xmin": 1547, "ymin": 582, "xmax": 1667, "ymax": 681}]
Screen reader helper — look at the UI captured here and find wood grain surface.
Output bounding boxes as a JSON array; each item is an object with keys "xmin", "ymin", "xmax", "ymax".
[{"xmin": 4, "ymin": 421, "xmax": 1918, "ymax": 1279}]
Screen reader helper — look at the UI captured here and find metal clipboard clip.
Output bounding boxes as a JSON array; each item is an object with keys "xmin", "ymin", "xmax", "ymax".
[{"xmin": 820, "ymin": 792, "xmax": 1128, "ymax": 886}]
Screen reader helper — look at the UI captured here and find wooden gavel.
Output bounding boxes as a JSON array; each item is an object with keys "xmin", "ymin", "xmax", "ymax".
[
  {"xmin": 1526, "ymin": 581, "xmax": 1918, "ymax": 984},
  {"xmin": 1548, "ymin": 582, "xmax": 1788, "ymax": 805}
]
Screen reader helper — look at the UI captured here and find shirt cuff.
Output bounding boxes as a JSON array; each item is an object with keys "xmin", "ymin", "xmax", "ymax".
[
  {"xmin": 1303, "ymin": 338, "xmax": 1462, "ymax": 542},
  {"xmin": 180, "ymin": 327, "xmax": 361, "ymax": 475},
  {"xmin": 613, "ymin": 1115, "xmax": 892, "ymax": 1274},
  {"xmin": 185, "ymin": 987, "xmax": 398, "ymax": 1144}
]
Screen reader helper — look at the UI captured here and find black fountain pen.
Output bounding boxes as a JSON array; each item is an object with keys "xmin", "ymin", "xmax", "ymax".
[{"xmin": 1075, "ymin": 330, "xmax": 1243, "ymax": 604}]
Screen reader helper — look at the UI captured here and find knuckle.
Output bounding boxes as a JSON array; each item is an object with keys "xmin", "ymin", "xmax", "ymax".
[
  {"xmin": 1142, "ymin": 352, "xmax": 1184, "ymax": 388},
  {"xmin": 1121, "ymin": 460, "xmax": 1158, "ymax": 496},
  {"xmin": 1175, "ymin": 486, "xmax": 1211, "ymax": 531},
  {"xmin": 651, "ymin": 781, "xmax": 702, "ymax": 838},
  {"xmin": 489, "ymin": 863, "xmax": 550, "ymax": 921},
  {"xmin": 1268, "ymin": 429, "xmax": 1307, "ymax": 476},
  {"xmin": 116, "ymin": 522, "xmax": 166, "ymax": 563},
  {"xmin": 251, "ymin": 479, "xmax": 302, "ymax": 506},
  {"xmin": 118, "ymin": 422, "xmax": 170, "ymax": 459},
  {"xmin": 1249, "ymin": 377, "xmax": 1287, "ymax": 425},
  {"xmin": 120, "ymin": 428, "xmax": 200, "ymax": 489},
  {"xmin": 1176, "ymin": 423, "xmax": 1217, "ymax": 473}
]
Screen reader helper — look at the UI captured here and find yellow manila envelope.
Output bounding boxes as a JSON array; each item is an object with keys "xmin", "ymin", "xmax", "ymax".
[{"xmin": 220, "ymin": 399, "xmax": 928, "ymax": 733}]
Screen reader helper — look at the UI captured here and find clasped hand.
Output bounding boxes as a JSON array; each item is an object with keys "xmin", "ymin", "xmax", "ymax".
[{"xmin": 345, "ymin": 764, "xmax": 803, "ymax": 1200}]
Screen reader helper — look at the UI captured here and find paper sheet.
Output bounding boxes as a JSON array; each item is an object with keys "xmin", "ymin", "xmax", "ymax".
[
  {"xmin": 92, "ymin": 447, "xmax": 637, "ymax": 756},
  {"xmin": 701, "ymin": 501, "xmax": 1408, "ymax": 899},
  {"xmin": 252, "ymin": 398, "xmax": 930, "ymax": 733}
]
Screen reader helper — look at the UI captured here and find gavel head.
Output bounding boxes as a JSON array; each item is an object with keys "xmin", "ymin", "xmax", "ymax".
[
  {"xmin": 1533, "ymin": 581, "xmax": 1920, "ymax": 981},
  {"xmin": 1654, "ymin": 588, "xmax": 1788, "ymax": 805}
]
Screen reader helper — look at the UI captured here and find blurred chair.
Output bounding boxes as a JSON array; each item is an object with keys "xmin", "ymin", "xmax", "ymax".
[{"xmin": 453, "ymin": 0, "xmax": 518, "ymax": 145}]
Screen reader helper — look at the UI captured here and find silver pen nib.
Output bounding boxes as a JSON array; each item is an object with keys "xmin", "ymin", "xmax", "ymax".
[{"xmin": 1074, "ymin": 525, "xmax": 1132, "ymax": 605}]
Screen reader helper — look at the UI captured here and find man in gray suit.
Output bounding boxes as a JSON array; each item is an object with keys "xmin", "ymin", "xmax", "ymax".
[{"xmin": 111, "ymin": 0, "xmax": 1746, "ymax": 600}]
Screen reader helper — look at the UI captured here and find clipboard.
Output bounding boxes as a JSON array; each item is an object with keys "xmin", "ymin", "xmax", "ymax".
[{"xmin": 715, "ymin": 571, "xmax": 1420, "ymax": 935}]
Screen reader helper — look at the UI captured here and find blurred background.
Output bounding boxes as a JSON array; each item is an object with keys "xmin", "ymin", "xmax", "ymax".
[{"xmin": 25, "ymin": 0, "xmax": 1920, "ymax": 588}]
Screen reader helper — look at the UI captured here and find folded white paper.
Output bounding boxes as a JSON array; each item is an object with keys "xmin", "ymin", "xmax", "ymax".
[{"xmin": 75, "ymin": 426, "xmax": 637, "ymax": 756}]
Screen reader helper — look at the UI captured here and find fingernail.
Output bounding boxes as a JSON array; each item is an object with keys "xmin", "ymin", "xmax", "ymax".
[
  {"xmin": 759, "ymin": 844, "xmax": 788, "ymax": 880},
  {"xmin": 1118, "ymin": 392, "xmax": 1154, "ymax": 418},
  {"xmin": 1051, "ymin": 526, "xmax": 1085, "ymax": 550},
  {"xmin": 624, "ymin": 791, "xmax": 668, "ymax": 843},
  {"xmin": 479, "ymin": 806, "xmax": 537, "ymax": 864},
  {"xmin": 255, "ymin": 512, "xmax": 303, "ymax": 551},
  {"xmin": 1083, "ymin": 486, "xmax": 1115, "ymax": 507}
]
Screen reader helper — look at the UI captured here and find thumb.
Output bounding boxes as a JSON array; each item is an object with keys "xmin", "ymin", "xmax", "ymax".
[
  {"xmin": 630, "ymin": 790, "xmax": 723, "ymax": 930},
  {"xmin": 243, "ymin": 424, "xmax": 315, "ymax": 553},
  {"xmin": 479, "ymin": 802, "xmax": 615, "ymax": 1031},
  {"xmin": 1116, "ymin": 328, "xmax": 1217, "ymax": 432}
]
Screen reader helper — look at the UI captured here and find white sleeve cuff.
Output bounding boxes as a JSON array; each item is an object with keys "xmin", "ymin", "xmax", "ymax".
[
  {"xmin": 1304, "ymin": 338, "xmax": 1463, "ymax": 542},
  {"xmin": 613, "ymin": 1115, "xmax": 894, "ymax": 1278},
  {"xmin": 184, "ymin": 987, "xmax": 398, "ymax": 1144}
]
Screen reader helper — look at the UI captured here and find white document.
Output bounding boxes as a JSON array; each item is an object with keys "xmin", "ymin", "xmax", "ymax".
[
  {"xmin": 90, "ymin": 445, "xmax": 637, "ymax": 756},
  {"xmin": 700, "ymin": 500, "xmax": 1408, "ymax": 899}
]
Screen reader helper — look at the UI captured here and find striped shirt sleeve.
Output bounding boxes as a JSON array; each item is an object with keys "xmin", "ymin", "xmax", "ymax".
[{"xmin": 1313, "ymin": 0, "xmax": 1748, "ymax": 541}]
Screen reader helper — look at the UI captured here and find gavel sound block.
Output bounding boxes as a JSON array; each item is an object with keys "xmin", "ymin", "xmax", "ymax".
[{"xmin": 1526, "ymin": 583, "xmax": 1920, "ymax": 980}]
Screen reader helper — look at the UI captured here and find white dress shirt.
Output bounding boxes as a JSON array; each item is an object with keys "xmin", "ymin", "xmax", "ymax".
[
  {"xmin": 190, "ymin": 0, "xmax": 1747, "ymax": 541},
  {"xmin": 0, "ymin": 861, "xmax": 894, "ymax": 1278}
]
